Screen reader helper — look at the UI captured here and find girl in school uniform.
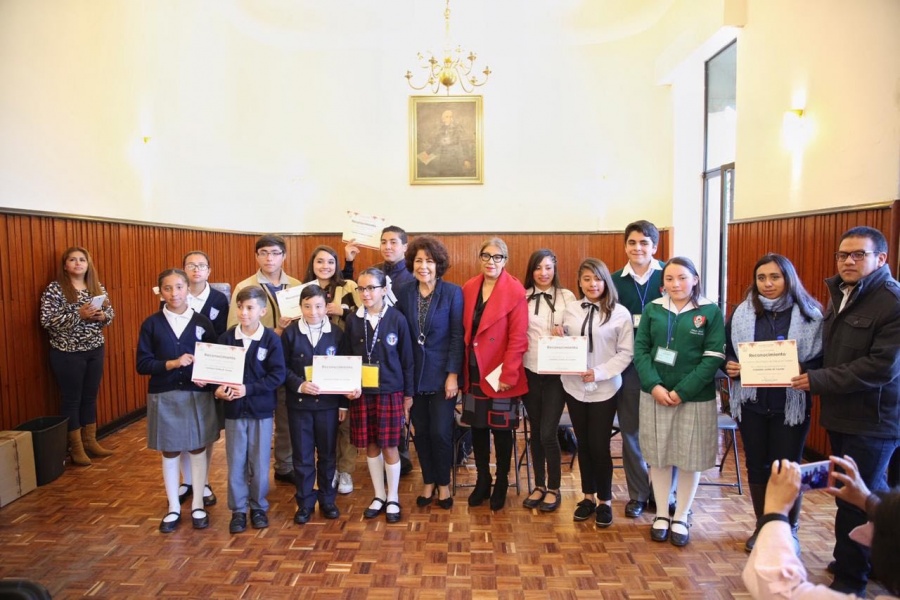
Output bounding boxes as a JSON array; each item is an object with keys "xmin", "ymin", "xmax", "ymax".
[
  {"xmin": 282, "ymin": 284, "xmax": 347, "ymax": 525},
  {"xmin": 633, "ymin": 257, "xmax": 726, "ymax": 547},
  {"xmin": 344, "ymin": 268, "xmax": 414, "ymax": 523},
  {"xmin": 136, "ymin": 269, "xmax": 219, "ymax": 533}
]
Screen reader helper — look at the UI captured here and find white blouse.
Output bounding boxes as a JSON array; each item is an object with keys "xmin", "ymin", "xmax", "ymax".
[{"xmin": 522, "ymin": 286, "xmax": 577, "ymax": 373}]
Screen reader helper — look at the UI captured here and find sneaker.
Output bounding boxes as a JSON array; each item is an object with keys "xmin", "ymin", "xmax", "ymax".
[
  {"xmin": 337, "ymin": 472, "xmax": 354, "ymax": 494},
  {"xmin": 595, "ymin": 504, "xmax": 613, "ymax": 528},
  {"xmin": 573, "ymin": 499, "xmax": 596, "ymax": 521}
]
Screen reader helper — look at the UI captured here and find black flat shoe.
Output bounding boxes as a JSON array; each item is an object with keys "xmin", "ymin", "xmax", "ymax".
[
  {"xmin": 650, "ymin": 517, "xmax": 670, "ymax": 542},
  {"xmin": 294, "ymin": 507, "xmax": 312, "ymax": 525},
  {"xmin": 229, "ymin": 512, "xmax": 247, "ymax": 534},
  {"xmin": 437, "ymin": 496, "xmax": 454, "ymax": 510},
  {"xmin": 202, "ymin": 485, "xmax": 217, "ymax": 507},
  {"xmin": 416, "ymin": 494, "xmax": 434, "ymax": 507},
  {"xmin": 159, "ymin": 511, "xmax": 181, "ymax": 533},
  {"xmin": 178, "ymin": 485, "xmax": 192, "ymax": 505},
  {"xmin": 320, "ymin": 504, "xmax": 340, "ymax": 519},
  {"xmin": 250, "ymin": 509, "xmax": 268, "ymax": 529},
  {"xmin": 670, "ymin": 520, "xmax": 690, "ymax": 546},
  {"xmin": 385, "ymin": 501, "xmax": 402, "ymax": 523},
  {"xmin": 538, "ymin": 490, "xmax": 561, "ymax": 513},
  {"xmin": 468, "ymin": 479, "xmax": 491, "ymax": 507},
  {"xmin": 363, "ymin": 497, "xmax": 386, "ymax": 519},
  {"xmin": 191, "ymin": 508, "xmax": 209, "ymax": 530},
  {"xmin": 522, "ymin": 488, "xmax": 546, "ymax": 509}
]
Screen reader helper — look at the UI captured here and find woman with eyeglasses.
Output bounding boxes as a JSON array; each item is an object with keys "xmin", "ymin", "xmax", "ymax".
[
  {"xmin": 725, "ymin": 253, "xmax": 823, "ymax": 553},
  {"xmin": 521, "ymin": 249, "xmax": 577, "ymax": 513},
  {"xmin": 461, "ymin": 238, "xmax": 529, "ymax": 511},
  {"xmin": 394, "ymin": 236, "xmax": 464, "ymax": 510}
]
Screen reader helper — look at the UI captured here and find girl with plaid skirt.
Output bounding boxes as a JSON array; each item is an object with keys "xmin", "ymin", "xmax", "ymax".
[{"xmin": 344, "ymin": 268, "xmax": 415, "ymax": 523}]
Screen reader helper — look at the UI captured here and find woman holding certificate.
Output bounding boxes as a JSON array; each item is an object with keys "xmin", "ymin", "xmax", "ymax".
[
  {"xmin": 461, "ymin": 238, "xmax": 528, "ymax": 511},
  {"xmin": 520, "ymin": 249, "xmax": 577, "ymax": 513},
  {"xmin": 40, "ymin": 247, "xmax": 115, "ymax": 467},
  {"xmin": 395, "ymin": 236, "xmax": 464, "ymax": 510},
  {"xmin": 724, "ymin": 253, "xmax": 823, "ymax": 553},
  {"xmin": 634, "ymin": 257, "xmax": 725, "ymax": 546},
  {"xmin": 560, "ymin": 259, "xmax": 633, "ymax": 527}
]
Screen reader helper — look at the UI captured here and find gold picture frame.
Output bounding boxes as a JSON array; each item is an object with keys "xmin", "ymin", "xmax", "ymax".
[{"xmin": 409, "ymin": 95, "xmax": 483, "ymax": 185}]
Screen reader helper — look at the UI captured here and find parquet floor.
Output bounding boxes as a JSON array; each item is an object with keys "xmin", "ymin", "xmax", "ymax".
[{"xmin": 0, "ymin": 420, "xmax": 888, "ymax": 599}]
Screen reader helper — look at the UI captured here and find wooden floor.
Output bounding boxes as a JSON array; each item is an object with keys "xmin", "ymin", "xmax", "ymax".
[{"xmin": 0, "ymin": 420, "xmax": 887, "ymax": 599}]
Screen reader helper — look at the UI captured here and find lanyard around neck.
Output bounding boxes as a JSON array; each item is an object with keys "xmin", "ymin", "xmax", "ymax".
[{"xmin": 363, "ymin": 306, "xmax": 386, "ymax": 363}]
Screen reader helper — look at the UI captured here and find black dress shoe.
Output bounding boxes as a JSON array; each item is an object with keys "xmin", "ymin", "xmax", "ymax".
[
  {"xmin": 294, "ymin": 507, "xmax": 312, "ymax": 525},
  {"xmin": 573, "ymin": 499, "xmax": 596, "ymax": 521},
  {"xmin": 159, "ymin": 512, "xmax": 181, "ymax": 533},
  {"xmin": 229, "ymin": 512, "xmax": 247, "ymax": 534},
  {"xmin": 625, "ymin": 499, "xmax": 647, "ymax": 518},
  {"xmin": 437, "ymin": 496, "xmax": 454, "ymax": 510},
  {"xmin": 274, "ymin": 471, "xmax": 295, "ymax": 484},
  {"xmin": 250, "ymin": 509, "xmax": 269, "ymax": 529},
  {"xmin": 191, "ymin": 509, "xmax": 210, "ymax": 530},
  {"xmin": 320, "ymin": 504, "xmax": 340, "ymax": 519},
  {"xmin": 522, "ymin": 488, "xmax": 546, "ymax": 509},
  {"xmin": 650, "ymin": 517, "xmax": 670, "ymax": 542},
  {"xmin": 202, "ymin": 485, "xmax": 217, "ymax": 507},
  {"xmin": 669, "ymin": 520, "xmax": 690, "ymax": 546},
  {"xmin": 538, "ymin": 490, "xmax": 561, "ymax": 513},
  {"xmin": 416, "ymin": 494, "xmax": 434, "ymax": 507},
  {"xmin": 385, "ymin": 501, "xmax": 402, "ymax": 523},
  {"xmin": 363, "ymin": 497, "xmax": 386, "ymax": 519},
  {"xmin": 178, "ymin": 485, "xmax": 192, "ymax": 505}
]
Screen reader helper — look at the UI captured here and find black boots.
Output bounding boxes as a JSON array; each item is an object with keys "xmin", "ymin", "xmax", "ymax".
[
  {"xmin": 744, "ymin": 483, "xmax": 767, "ymax": 552},
  {"xmin": 490, "ymin": 431, "xmax": 512, "ymax": 511},
  {"xmin": 468, "ymin": 428, "xmax": 492, "ymax": 506}
]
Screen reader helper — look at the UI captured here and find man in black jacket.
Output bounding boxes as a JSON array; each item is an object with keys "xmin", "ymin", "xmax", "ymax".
[{"xmin": 792, "ymin": 226, "xmax": 900, "ymax": 596}]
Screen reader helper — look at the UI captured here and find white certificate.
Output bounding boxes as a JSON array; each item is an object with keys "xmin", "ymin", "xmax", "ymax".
[
  {"xmin": 537, "ymin": 336, "xmax": 588, "ymax": 374},
  {"xmin": 342, "ymin": 211, "xmax": 386, "ymax": 250},
  {"xmin": 275, "ymin": 286, "xmax": 306, "ymax": 321},
  {"xmin": 311, "ymin": 355, "xmax": 362, "ymax": 394},
  {"xmin": 737, "ymin": 339, "xmax": 800, "ymax": 387},
  {"xmin": 192, "ymin": 342, "xmax": 247, "ymax": 386}
]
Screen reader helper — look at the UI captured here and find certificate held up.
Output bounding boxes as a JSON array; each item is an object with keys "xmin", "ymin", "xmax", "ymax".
[{"xmin": 191, "ymin": 342, "xmax": 247, "ymax": 387}]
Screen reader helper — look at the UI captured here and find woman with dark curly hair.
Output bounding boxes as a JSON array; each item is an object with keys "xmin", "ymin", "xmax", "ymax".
[{"xmin": 395, "ymin": 236, "xmax": 464, "ymax": 509}]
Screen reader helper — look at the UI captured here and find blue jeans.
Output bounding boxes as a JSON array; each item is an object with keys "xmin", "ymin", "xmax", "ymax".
[
  {"xmin": 410, "ymin": 393, "xmax": 455, "ymax": 487},
  {"xmin": 828, "ymin": 431, "xmax": 900, "ymax": 590},
  {"xmin": 225, "ymin": 417, "xmax": 273, "ymax": 512},
  {"xmin": 522, "ymin": 369, "xmax": 566, "ymax": 490},
  {"xmin": 49, "ymin": 346, "xmax": 105, "ymax": 431},
  {"xmin": 287, "ymin": 406, "xmax": 339, "ymax": 509}
]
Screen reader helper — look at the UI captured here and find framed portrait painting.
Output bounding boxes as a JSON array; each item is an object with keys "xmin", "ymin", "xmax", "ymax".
[{"xmin": 409, "ymin": 95, "xmax": 483, "ymax": 185}]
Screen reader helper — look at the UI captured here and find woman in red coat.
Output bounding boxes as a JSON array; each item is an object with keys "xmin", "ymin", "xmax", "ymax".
[{"xmin": 461, "ymin": 237, "xmax": 529, "ymax": 510}]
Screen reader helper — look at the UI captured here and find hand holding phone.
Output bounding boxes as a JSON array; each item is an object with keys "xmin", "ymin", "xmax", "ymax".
[{"xmin": 799, "ymin": 460, "xmax": 832, "ymax": 491}]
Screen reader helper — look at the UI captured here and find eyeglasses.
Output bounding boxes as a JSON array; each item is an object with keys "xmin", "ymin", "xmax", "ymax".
[
  {"xmin": 184, "ymin": 263, "xmax": 209, "ymax": 272},
  {"xmin": 479, "ymin": 253, "xmax": 507, "ymax": 263},
  {"xmin": 835, "ymin": 250, "xmax": 877, "ymax": 262},
  {"xmin": 358, "ymin": 285, "xmax": 384, "ymax": 293},
  {"xmin": 257, "ymin": 250, "xmax": 284, "ymax": 258}
]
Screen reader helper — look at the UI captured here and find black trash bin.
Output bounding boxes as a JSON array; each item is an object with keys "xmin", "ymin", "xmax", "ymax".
[{"xmin": 15, "ymin": 416, "xmax": 69, "ymax": 486}]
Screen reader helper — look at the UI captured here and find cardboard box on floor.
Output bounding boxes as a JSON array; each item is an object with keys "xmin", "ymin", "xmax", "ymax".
[{"xmin": 0, "ymin": 430, "xmax": 38, "ymax": 507}]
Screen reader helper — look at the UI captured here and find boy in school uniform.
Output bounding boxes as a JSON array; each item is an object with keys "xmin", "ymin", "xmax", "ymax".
[
  {"xmin": 282, "ymin": 285, "xmax": 347, "ymax": 524},
  {"xmin": 216, "ymin": 287, "xmax": 287, "ymax": 533}
]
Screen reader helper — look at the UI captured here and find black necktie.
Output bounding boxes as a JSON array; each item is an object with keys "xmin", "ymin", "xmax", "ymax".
[
  {"xmin": 529, "ymin": 292, "xmax": 554, "ymax": 316},
  {"xmin": 581, "ymin": 302, "xmax": 598, "ymax": 352}
]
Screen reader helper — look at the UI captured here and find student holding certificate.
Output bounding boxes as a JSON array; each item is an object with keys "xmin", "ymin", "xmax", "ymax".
[
  {"xmin": 725, "ymin": 253, "xmax": 823, "ymax": 553},
  {"xmin": 560, "ymin": 259, "xmax": 633, "ymax": 527},
  {"xmin": 344, "ymin": 268, "xmax": 414, "ymax": 523},
  {"xmin": 633, "ymin": 257, "xmax": 725, "ymax": 546}
]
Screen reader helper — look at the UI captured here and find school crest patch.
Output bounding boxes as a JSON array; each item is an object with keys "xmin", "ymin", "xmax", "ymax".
[
  {"xmin": 257, "ymin": 347, "xmax": 268, "ymax": 361},
  {"xmin": 693, "ymin": 315, "xmax": 706, "ymax": 328},
  {"xmin": 326, "ymin": 346, "xmax": 337, "ymax": 356},
  {"xmin": 209, "ymin": 307, "xmax": 220, "ymax": 320},
  {"xmin": 386, "ymin": 333, "xmax": 398, "ymax": 346},
  {"xmin": 195, "ymin": 326, "xmax": 206, "ymax": 339}
]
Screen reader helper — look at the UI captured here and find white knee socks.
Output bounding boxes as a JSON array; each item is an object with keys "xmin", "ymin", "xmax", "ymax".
[
  {"xmin": 385, "ymin": 460, "xmax": 401, "ymax": 514},
  {"xmin": 367, "ymin": 453, "xmax": 386, "ymax": 510},
  {"xmin": 649, "ymin": 465, "xmax": 673, "ymax": 529},
  {"xmin": 162, "ymin": 455, "xmax": 181, "ymax": 516},
  {"xmin": 189, "ymin": 450, "xmax": 208, "ymax": 512},
  {"xmin": 673, "ymin": 470, "xmax": 700, "ymax": 530}
]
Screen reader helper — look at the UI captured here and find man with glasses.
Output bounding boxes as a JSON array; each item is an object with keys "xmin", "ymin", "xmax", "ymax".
[
  {"xmin": 792, "ymin": 226, "xmax": 900, "ymax": 596},
  {"xmin": 229, "ymin": 235, "xmax": 302, "ymax": 485}
]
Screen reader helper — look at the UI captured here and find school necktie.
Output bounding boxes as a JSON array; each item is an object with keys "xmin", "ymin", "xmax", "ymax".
[
  {"xmin": 581, "ymin": 302, "xmax": 599, "ymax": 353},
  {"xmin": 529, "ymin": 292, "xmax": 554, "ymax": 316}
]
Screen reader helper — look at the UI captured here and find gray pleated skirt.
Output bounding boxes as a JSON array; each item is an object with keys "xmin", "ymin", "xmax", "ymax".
[
  {"xmin": 146, "ymin": 390, "xmax": 220, "ymax": 452},
  {"xmin": 638, "ymin": 391, "xmax": 717, "ymax": 471}
]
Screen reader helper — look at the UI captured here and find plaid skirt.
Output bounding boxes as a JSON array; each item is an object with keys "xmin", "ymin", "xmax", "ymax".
[
  {"xmin": 349, "ymin": 392, "xmax": 404, "ymax": 448},
  {"xmin": 146, "ymin": 390, "xmax": 220, "ymax": 452},
  {"xmin": 638, "ymin": 391, "xmax": 717, "ymax": 472}
]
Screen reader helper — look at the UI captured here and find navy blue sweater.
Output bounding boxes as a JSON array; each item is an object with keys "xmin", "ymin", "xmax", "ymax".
[
  {"xmin": 394, "ymin": 279, "xmax": 464, "ymax": 394},
  {"xmin": 282, "ymin": 321, "xmax": 348, "ymax": 411},
  {"xmin": 217, "ymin": 326, "xmax": 286, "ymax": 419},
  {"xmin": 158, "ymin": 287, "xmax": 230, "ymax": 337},
  {"xmin": 343, "ymin": 307, "xmax": 414, "ymax": 397},
  {"xmin": 136, "ymin": 311, "xmax": 217, "ymax": 394}
]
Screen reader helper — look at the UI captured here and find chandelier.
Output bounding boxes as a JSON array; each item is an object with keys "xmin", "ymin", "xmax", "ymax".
[{"xmin": 405, "ymin": 0, "xmax": 491, "ymax": 95}]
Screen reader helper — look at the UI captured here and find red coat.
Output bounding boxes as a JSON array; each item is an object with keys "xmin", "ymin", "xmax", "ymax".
[{"xmin": 461, "ymin": 270, "xmax": 529, "ymax": 398}]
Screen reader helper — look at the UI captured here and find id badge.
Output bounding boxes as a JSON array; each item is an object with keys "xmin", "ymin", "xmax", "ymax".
[
  {"xmin": 654, "ymin": 346, "xmax": 678, "ymax": 366},
  {"xmin": 304, "ymin": 365, "xmax": 313, "ymax": 381},
  {"xmin": 361, "ymin": 363, "xmax": 380, "ymax": 389},
  {"xmin": 632, "ymin": 314, "xmax": 642, "ymax": 328}
]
